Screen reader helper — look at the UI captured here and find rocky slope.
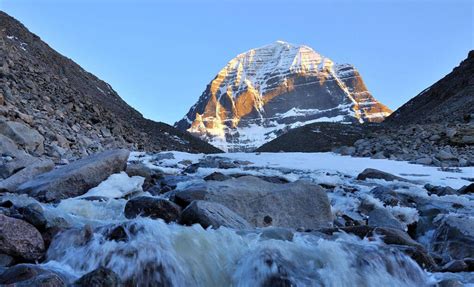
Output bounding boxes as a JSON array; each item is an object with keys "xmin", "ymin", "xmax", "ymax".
[
  {"xmin": 386, "ymin": 51, "xmax": 474, "ymax": 125},
  {"xmin": 175, "ymin": 41, "xmax": 391, "ymax": 152},
  {"xmin": 0, "ymin": 11, "xmax": 220, "ymax": 163}
]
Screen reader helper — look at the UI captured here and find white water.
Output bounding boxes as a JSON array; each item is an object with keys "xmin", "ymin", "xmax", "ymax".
[{"xmin": 10, "ymin": 151, "xmax": 472, "ymax": 286}]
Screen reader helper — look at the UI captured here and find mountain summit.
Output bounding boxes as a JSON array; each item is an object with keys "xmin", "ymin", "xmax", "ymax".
[{"xmin": 175, "ymin": 41, "xmax": 391, "ymax": 151}]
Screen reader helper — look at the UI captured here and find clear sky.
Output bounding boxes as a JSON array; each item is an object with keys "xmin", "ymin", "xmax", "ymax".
[{"xmin": 1, "ymin": 0, "xmax": 472, "ymax": 124}]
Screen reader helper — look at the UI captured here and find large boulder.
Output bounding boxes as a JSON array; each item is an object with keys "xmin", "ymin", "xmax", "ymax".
[
  {"xmin": 0, "ymin": 215, "xmax": 45, "ymax": 261},
  {"xmin": 431, "ymin": 214, "xmax": 474, "ymax": 260},
  {"xmin": 0, "ymin": 264, "xmax": 65, "ymax": 286},
  {"xmin": 0, "ymin": 158, "xmax": 54, "ymax": 192},
  {"xmin": 124, "ymin": 196, "xmax": 181, "ymax": 222},
  {"xmin": 16, "ymin": 149, "xmax": 130, "ymax": 202},
  {"xmin": 0, "ymin": 120, "xmax": 44, "ymax": 155},
  {"xmin": 180, "ymin": 200, "xmax": 251, "ymax": 229},
  {"xmin": 173, "ymin": 176, "xmax": 333, "ymax": 229}
]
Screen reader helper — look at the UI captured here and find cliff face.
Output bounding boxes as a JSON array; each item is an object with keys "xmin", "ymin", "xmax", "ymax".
[
  {"xmin": 175, "ymin": 41, "xmax": 391, "ymax": 152},
  {"xmin": 0, "ymin": 11, "xmax": 220, "ymax": 160}
]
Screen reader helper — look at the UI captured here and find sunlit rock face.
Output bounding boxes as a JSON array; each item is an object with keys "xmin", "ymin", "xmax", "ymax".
[{"xmin": 175, "ymin": 41, "xmax": 391, "ymax": 152}]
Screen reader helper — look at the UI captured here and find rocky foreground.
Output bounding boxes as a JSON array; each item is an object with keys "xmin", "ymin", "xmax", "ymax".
[{"xmin": 0, "ymin": 149, "xmax": 473, "ymax": 286}]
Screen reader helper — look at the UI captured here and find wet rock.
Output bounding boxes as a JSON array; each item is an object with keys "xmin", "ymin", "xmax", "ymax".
[
  {"xmin": 105, "ymin": 225, "xmax": 129, "ymax": 242},
  {"xmin": 373, "ymin": 227, "xmax": 421, "ymax": 247},
  {"xmin": 431, "ymin": 214, "xmax": 474, "ymax": 260},
  {"xmin": 175, "ymin": 176, "xmax": 333, "ymax": 229},
  {"xmin": 183, "ymin": 163, "xmax": 199, "ymax": 174},
  {"xmin": 126, "ymin": 163, "xmax": 162, "ymax": 190},
  {"xmin": 172, "ymin": 185, "xmax": 207, "ymax": 208},
  {"xmin": 356, "ymin": 168, "xmax": 410, "ymax": 182},
  {"xmin": 0, "ymin": 214, "xmax": 45, "ymax": 261},
  {"xmin": 124, "ymin": 196, "xmax": 181, "ymax": 222},
  {"xmin": 389, "ymin": 245, "xmax": 437, "ymax": 271},
  {"xmin": 0, "ymin": 120, "xmax": 45, "ymax": 155},
  {"xmin": 370, "ymin": 186, "xmax": 400, "ymax": 206},
  {"xmin": 441, "ymin": 260, "xmax": 469, "ymax": 273},
  {"xmin": 203, "ymin": 172, "xmax": 231, "ymax": 181},
  {"xmin": 17, "ymin": 149, "xmax": 130, "ymax": 202},
  {"xmin": 437, "ymin": 279, "xmax": 464, "ymax": 287},
  {"xmin": 74, "ymin": 267, "xmax": 121, "ymax": 287},
  {"xmin": 457, "ymin": 183, "xmax": 474, "ymax": 194},
  {"xmin": 17, "ymin": 204, "xmax": 47, "ymax": 231},
  {"xmin": 424, "ymin": 184, "xmax": 457, "ymax": 196},
  {"xmin": 158, "ymin": 175, "xmax": 196, "ymax": 192},
  {"xmin": 368, "ymin": 208, "xmax": 404, "ymax": 230},
  {"xmin": 0, "ymin": 158, "xmax": 54, "ymax": 192},
  {"xmin": 0, "ymin": 264, "xmax": 65, "ymax": 286},
  {"xmin": 180, "ymin": 200, "xmax": 251, "ymax": 229}
]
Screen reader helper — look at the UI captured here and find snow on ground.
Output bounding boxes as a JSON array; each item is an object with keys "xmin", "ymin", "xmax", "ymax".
[{"xmin": 222, "ymin": 152, "xmax": 473, "ymax": 189}]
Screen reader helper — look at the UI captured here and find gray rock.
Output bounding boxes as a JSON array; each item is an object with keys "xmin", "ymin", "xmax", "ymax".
[
  {"xmin": 441, "ymin": 260, "xmax": 469, "ymax": 273},
  {"xmin": 436, "ymin": 149, "xmax": 457, "ymax": 161},
  {"xmin": 124, "ymin": 196, "xmax": 181, "ymax": 222},
  {"xmin": 0, "ymin": 264, "xmax": 65, "ymax": 286},
  {"xmin": 0, "ymin": 158, "xmax": 54, "ymax": 192},
  {"xmin": 0, "ymin": 153, "xmax": 37, "ymax": 179},
  {"xmin": 0, "ymin": 120, "xmax": 44, "ymax": 155},
  {"xmin": 74, "ymin": 267, "xmax": 121, "ymax": 287},
  {"xmin": 126, "ymin": 163, "xmax": 162, "ymax": 190},
  {"xmin": 415, "ymin": 157, "xmax": 433, "ymax": 165},
  {"xmin": 17, "ymin": 149, "xmax": 129, "ymax": 202},
  {"xmin": 424, "ymin": 184, "xmax": 457, "ymax": 196},
  {"xmin": 180, "ymin": 200, "xmax": 251, "ymax": 229},
  {"xmin": 0, "ymin": 134, "xmax": 20, "ymax": 157},
  {"xmin": 370, "ymin": 186, "xmax": 400, "ymax": 206},
  {"xmin": 431, "ymin": 214, "xmax": 474, "ymax": 260},
  {"xmin": 0, "ymin": 214, "xmax": 45, "ymax": 261},
  {"xmin": 174, "ymin": 176, "xmax": 333, "ymax": 229},
  {"xmin": 368, "ymin": 208, "xmax": 404, "ymax": 230},
  {"xmin": 356, "ymin": 168, "xmax": 411, "ymax": 182}
]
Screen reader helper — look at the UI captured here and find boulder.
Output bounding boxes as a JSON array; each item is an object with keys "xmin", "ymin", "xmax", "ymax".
[
  {"xmin": 173, "ymin": 176, "xmax": 333, "ymax": 229},
  {"xmin": 424, "ymin": 184, "xmax": 457, "ymax": 196},
  {"xmin": 0, "ymin": 153, "xmax": 37, "ymax": 179},
  {"xmin": 368, "ymin": 208, "xmax": 404, "ymax": 230},
  {"xmin": 124, "ymin": 196, "xmax": 181, "ymax": 222},
  {"xmin": 0, "ymin": 134, "xmax": 20, "ymax": 157},
  {"xmin": 356, "ymin": 168, "xmax": 410, "ymax": 182},
  {"xmin": 431, "ymin": 214, "xmax": 474, "ymax": 260},
  {"xmin": 126, "ymin": 163, "xmax": 162, "ymax": 190},
  {"xmin": 0, "ymin": 120, "xmax": 44, "ymax": 154},
  {"xmin": 0, "ymin": 215, "xmax": 45, "ymax": 261},
  {"xmin": 0, "ymin": 158, "xmax": 54, "ymax": 192},
  {"xmin": 74, "ymin": 267, "xmax": 121, "ymax": 287},
  {"xmin": 0, "ymin": 264, "xmax": 65, "ymax": 286},
  {"xmin": 17, "ymin": 149, "xmax": 130, "ymax": 202},
  {"xmin": 180, "ymin": 200, "xmax": 251, "ymax": 229}
]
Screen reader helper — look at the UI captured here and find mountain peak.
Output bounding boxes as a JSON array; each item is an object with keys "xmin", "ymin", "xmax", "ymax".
[{"xmin": 175, "ymin": 42, "xmax": 391, "ymax": 152}]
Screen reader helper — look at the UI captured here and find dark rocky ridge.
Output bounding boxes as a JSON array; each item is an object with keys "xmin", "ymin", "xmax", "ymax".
[
  {"xmin": 386, "ymin": 51, "xmax": 474, "ymax": 125},
  {"xmin": 0, "ymin": 11, "xmax": 220, "ymax": 160}
]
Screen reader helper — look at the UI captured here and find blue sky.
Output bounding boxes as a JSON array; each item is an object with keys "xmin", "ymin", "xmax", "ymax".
[{"xmin": 1, "ymin": 0, "xmax": 472, "ymax": 124}]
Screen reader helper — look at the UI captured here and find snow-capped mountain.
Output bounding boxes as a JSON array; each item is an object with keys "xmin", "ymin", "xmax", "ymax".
[{"xmin": 175, "ymin": 41, "xmax": 391, "ymax": 152}]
